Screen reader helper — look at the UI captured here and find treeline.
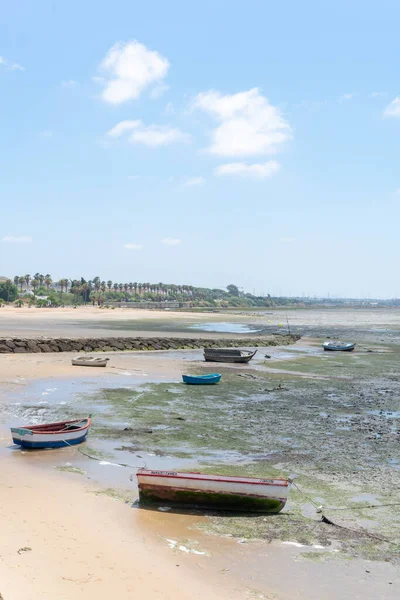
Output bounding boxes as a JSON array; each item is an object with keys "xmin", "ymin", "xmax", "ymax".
[{"xmin": 0, "ymin": 275, "xmax": 293, "ymax": 308}]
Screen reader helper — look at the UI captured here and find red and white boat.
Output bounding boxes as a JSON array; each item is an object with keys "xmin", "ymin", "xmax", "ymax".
[
  {"xmin": 137, "ymin": 469, "xmax": 291, "ymax": 512},
  {"xmin": 11, "ymin": 417, "xmax": 91, "ymax": 449}
]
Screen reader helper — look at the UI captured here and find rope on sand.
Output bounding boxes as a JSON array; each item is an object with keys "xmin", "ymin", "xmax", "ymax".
[
  {"xmin": 62, "ymin": 439, "xmax": 147, "ymax": 471},
  {"xmin": 292, "ymin": 482, "xmax": 399, "ymax": 545}
]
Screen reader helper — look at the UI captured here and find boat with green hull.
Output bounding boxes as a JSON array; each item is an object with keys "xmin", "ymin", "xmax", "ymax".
[{"xmin": 137, "ymin": 469, "xmax": 291, "ymax": 513}]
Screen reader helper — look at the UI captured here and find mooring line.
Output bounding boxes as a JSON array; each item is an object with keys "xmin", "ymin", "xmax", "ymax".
[
  {"xmin": 62, "ymin": 439, "xmax": 147, "ymax": 471},
  {"xmin": 292, "ymin": 481, "xmax": 399, "ymax": 545}
]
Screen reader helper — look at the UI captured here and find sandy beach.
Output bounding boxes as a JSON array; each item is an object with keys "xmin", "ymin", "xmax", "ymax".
[
  {"xmin": 1, "ymin": 306, "xmax": 399, "ymax": 599},
  {"xmin": 0, "ymin": 452, "xmax": 247, "ymax": 600}
]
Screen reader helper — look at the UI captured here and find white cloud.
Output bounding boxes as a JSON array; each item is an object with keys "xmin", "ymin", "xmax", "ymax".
[
  {"xmin": 370, "ymin": 91, "xmax": 386, "ymax": 98},
  {"xmin": 193, "ymin": 87, "xmax": 291, "ymax": 157},
  {"xmin": 214, "ymin": 160, "xmax": 280, "ymax": 179},
  {"xmin": 338, "ymin": 93, "xmax": 353, "ymax": 103},
  {"xmin": 0, "ymin": 56, "xmax": 25, "ymax": 72},
  {"xmin": 99, "ymin": 40, "xmax": 169, "ymax": 104},
  {"xmin": 163, "ymin": 101, "xmax": 175, "ymax": 115},
  {"xmin": 108, "ymin": 120, "xmax": 141, "ymax": 137},
  {"xmin": 161, "ymin": 238, "xmax": 181, "ymax": 246},
  {"xmin": 150, "ymin": 83, "xmax": 170, "ymax": 99},
  {"xmin": 124, "ymin": 243, "xmax": 143, "ymax": 250},
  {"xmin": 182, "ymin": 176, "xmax": 205, "ymax": 187},
  {"xmin": 61, "ymin": 79, "xmax": 78, "ymax": 88},
  {"xmin": 384, "ymin": 97, "xmax": 400, "ymax": 117},
  {"xmin": 1, "ymin": 236, "xmax": 32, "ymax": 243},
  {"xmin": 107, "ymin": 120, "xmax": 190, "ymax": 147},
  {"xmin": 280, "ymin": 237, "xmax": 296, "ymax": 243}
]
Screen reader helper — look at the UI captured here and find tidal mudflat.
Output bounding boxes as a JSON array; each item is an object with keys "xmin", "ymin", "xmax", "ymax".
[{"xmin": 2, "ymin": 339, "xmax": 399, "ymax": 599}]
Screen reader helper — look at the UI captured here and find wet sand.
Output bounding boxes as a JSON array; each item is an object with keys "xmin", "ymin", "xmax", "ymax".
[
  {"xmin": 2, "ymin": 304, "xmax": 400, "ymax": 340},
  {"xmin": 0, "ymin": 452, "xmax": 246, "ymax": 600},
  {"xmin": 0, "ymin": 305, "xmax": 266, "ymax": 338}
]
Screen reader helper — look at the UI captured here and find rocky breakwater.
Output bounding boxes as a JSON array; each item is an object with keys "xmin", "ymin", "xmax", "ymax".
[{"xmin": 0, "ymin": 334, "xmax": 300, "ymax": 354}]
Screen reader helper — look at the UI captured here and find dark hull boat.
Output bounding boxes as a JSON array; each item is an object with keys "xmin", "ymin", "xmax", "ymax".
[{"xmin": 204, "ymin": 348, "xmax": 257, "ymax": 363}]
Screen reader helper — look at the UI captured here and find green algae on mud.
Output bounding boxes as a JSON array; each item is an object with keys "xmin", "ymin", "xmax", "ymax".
[
  {"xmin": 56, "ymin": 465, "xmax": 86, "ymax": 476},
  {"xmin": 93, "ymin": 487, "xmax": 132, "ymax": 502},
  {"xmin": 60, "ymin": 345, "xmax": 400, "ymax": 564}
]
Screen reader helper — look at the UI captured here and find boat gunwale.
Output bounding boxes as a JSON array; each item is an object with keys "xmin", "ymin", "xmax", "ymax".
[
  {"xmin": 137, "ymin": 469, "xmax": 289, "ymax": 487},
  {"xmin": 182, "ymin": 373, "xmax": 221, "ymax": 379},
  {"xmin": 11, "ymin": 417, "xmax": 91, "ymax": 436}
]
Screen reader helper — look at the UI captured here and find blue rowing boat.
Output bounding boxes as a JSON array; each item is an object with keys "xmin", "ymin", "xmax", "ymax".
[
  {"xmin": 323, "ymin": 341, "xmax": 356, "ymax": 352},
  {"xmin": 182, "ymin": 373, "xmax": 221, "ymax": 385}
]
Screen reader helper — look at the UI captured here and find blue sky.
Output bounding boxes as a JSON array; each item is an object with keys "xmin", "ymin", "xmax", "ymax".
[{"xmin": 0, "ymin": 0, "xmax": 400, "ymax": 297}]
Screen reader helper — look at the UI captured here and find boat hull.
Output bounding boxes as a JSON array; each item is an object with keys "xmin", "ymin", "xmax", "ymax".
[
  {"xmin": 72, "ymin": 357, "xmax": 109, "ymax": 367},
  {"xmin": 11, "ymin": 417, "xmax": 91, "ymax": 449},
  {"xmin": 11, "ymin": 430, "xmax": 89, "ymax": 449},
  {"xmin": 323, "ymin": 343, "xmax": 355, "ymax": 352},
  {"xmin": 137, "ymin": 470, "xmax": 289, "ymax": 513},
  {"xmin": 182, "ymin": 374, "xmax": 221, "ymax": 385},
  {"xmin": 204, "ymin": 352, "xmax": 256, "ymax": 363}
]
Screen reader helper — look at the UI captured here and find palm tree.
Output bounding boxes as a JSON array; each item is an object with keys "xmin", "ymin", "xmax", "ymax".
[
  {"xmin": 133, "ymin": 282, "xmax": 138, "ymax": 296},
  {"xmin": 101, "ymin": 281, "xmax": 106, "ymax": 293},
  {"xmin": 113, "ymin": 283, "xmax": 119, "ymax": 292},
  {"xmin": 44, "ymin": 274, "xmax": 52, "ymax": 290},
  {"xmin": 32, "ymin": 274, "xmax": 40, "ymax": 295},
  {"xmin": 14, "ymin": 276, "xmax": 20, "ymax": 290},
  {"xmin": 5, "ymin": 279, "xmax": 12, "ymax": 302},
  {"xmin": 93, "ymin": 277, "xmax": 101, "ymax": 292},
  {"xmin": 128, "ymin": 282, "xmax": 133, "ymax": 294},
  {"xmin": 80, "ymin": 282, "xmax": 89, "ymax": 303},
  {"xmin": 118, "ymin": 283, "xmax": 123, "ymax": 292},
  {"xmin": 107, "ymin": 280, "xmax": 113, "ymax": 291},
  {"xmin": 39, "ymin": 274, "xmax": 45, "ymax": 287},
  {"xmin": 138, "ymin": 283, "xmax": 142, "ymax": 296},
  {"xmin": 70, "ymin": 280, "xmax": 81, "ymax": 301},
  {"xmin": 58, "ymin": 278, "xmax": 68, "ymax": 293},
  {"xmin": 24, "ymin": 274, "xmax": 31, "ymax": 291},
  {"xmin": 19, "ymin": 275, "xmax": 25, "ymax": 292}
]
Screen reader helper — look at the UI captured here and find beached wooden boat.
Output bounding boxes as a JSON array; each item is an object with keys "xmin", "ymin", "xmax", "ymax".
[
  {"xmin": 182, "ymin": 373, "xmax": 221, "ymax": 385},
  {"xmin": 11, "ymin": 417, "xmax": 91, "ymax": 449},
  {"xmin": 323, "ymin": 341, "xmax": 356, "ymax": 352},
  {"xmin": 204, "ymin": 348, "xmax": 257, "ymax": 363},
  {"xmin": 72, "ymin": 356, "xmax": 109, "ymax": 367},
  {"xmin": 137, "ymin": 469, "xmax": 291, "ymax": 512}
]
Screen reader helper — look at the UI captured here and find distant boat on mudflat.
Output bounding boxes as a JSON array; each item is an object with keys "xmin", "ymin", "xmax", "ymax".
[
  {"xmin": 137, "ymin": 469, "xmax": 291, "ymax": 512},
  {"xmin": 182, "ymin": 373, "xmax": 221, "ymax": 385},
  {"xmin": 323, "ymin": 341, "xmax": 356, "ymax": 352},
  {"xmin": 11, "ymin": 417, "xmax": 91, "ymax": 449},
  {"xmin": 204, "ymin": 348, "xmax": 257, "ymax": 363},
  {"xmin": 72, "ymin": 356, "xmax": 109, "ymax": 367}
]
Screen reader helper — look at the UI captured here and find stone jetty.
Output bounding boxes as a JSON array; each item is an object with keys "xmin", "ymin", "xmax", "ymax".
[{"xmin": 0, "ymin": 334, "xmax": 300, "ymax": 354}]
